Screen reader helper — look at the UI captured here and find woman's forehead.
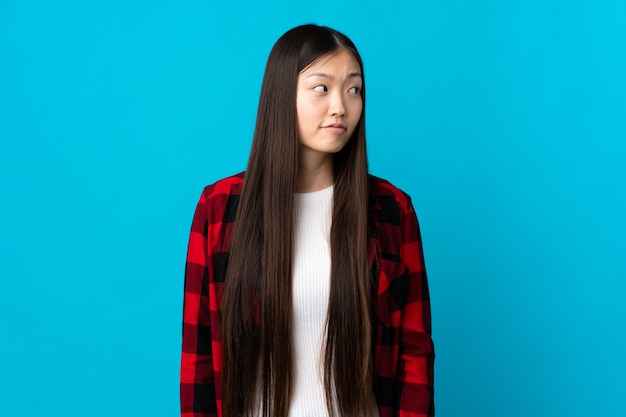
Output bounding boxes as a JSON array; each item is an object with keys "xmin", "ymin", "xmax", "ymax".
[{"xmin": 300, "ymin": 49, "xmax": 361, "ymax": 75}]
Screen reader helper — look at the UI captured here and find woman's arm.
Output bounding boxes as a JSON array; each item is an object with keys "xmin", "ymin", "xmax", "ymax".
[
  {"xmin": 396, "ymin": 194, "xmax": 435, "ymax": 417},
  {"xmin": 181, "ymin": 192, "xmax": 219, "ymax": 417}
]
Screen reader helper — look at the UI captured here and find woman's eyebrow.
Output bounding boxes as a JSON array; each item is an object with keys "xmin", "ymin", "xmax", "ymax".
[{"xmin": 305, "ymin": 72, "xmax": 363, "ymax": 79}]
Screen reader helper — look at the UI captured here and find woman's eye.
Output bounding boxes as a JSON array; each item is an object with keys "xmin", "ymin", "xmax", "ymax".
[
  {"xmin": 348, "ymin": 86, "xmax": 361, "ymax": 95},
  {"xmin": 313, "ymin": 85, "xmax": 328, "ymax": 92}
]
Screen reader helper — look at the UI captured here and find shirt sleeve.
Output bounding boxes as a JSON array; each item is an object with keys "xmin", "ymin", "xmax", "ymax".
[
  {"xmin": 395, "ymin": 194, "xmax": 435, "ymax": 417},
  {"xmin": 180, "ymin": 192, "xmax": 219, "ymax": 417}
]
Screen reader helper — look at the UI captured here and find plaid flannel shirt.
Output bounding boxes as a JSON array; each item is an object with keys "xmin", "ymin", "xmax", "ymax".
[{"xmin": 181, "ymin": 173, "xmax": 434, "ymax": 417}]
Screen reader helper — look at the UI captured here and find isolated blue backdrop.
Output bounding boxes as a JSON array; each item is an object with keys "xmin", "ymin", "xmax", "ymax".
[{"xmin": 1, "ymin": 1, "xmax": 624, "ymax": 416}]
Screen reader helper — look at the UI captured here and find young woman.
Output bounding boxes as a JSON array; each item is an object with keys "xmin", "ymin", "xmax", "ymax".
[{"xmin": 181, "ymin": 24, "xmax": 434, "ymax": 417}]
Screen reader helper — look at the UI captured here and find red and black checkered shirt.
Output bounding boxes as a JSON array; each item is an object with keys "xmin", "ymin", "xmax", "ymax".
[{"xmin": 181, "ymin": 173, "xmax": 434, "ymax": 417}]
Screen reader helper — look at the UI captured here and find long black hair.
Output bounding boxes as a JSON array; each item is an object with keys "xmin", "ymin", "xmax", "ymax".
[{"xmin": 221, "ymin": 24, "xmax": 373, "ymax": 417}]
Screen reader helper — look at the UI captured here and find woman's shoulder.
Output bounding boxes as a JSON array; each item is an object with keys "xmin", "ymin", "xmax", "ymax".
[
  {"xmin": 192, "ymin": 172, "xmax": 245, "ymax": 224},
  {"xmin": 368, "ymin": 174, "xmax": 413, "ymax": 209},
  {"xmin": 200, "ymin": 172, "xmax": 245, "ymax": 200}
]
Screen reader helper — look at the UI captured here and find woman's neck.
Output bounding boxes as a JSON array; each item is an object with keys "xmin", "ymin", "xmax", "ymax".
[{"xmin": 296, "ymin": 154, "xmax": 334, "ymax": 193}]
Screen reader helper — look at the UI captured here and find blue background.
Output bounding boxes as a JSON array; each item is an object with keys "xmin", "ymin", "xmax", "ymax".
[{"xmin": 1, "ymin": 0, "xmax": 625, "ymax": 416}]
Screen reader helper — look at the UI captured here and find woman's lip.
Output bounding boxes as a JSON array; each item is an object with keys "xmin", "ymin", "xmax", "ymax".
[
  {"xmin": 323, "ymin": 126, "xmax": 347, "ymax": 134},
  {"xmin": 323, "ymin": 124, "xmax": 347, "ymax": 134}
]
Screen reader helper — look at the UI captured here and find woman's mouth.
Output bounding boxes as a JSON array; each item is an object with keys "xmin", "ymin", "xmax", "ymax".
[{"xmin": 323, "ymin": 123, "xmax": 347, "ymax": 134}]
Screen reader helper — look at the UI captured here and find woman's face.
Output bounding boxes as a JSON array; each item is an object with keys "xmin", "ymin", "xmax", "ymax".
[{"xmin": 296, "ymin": 49, "xmax": 363, "ymax": 163}]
